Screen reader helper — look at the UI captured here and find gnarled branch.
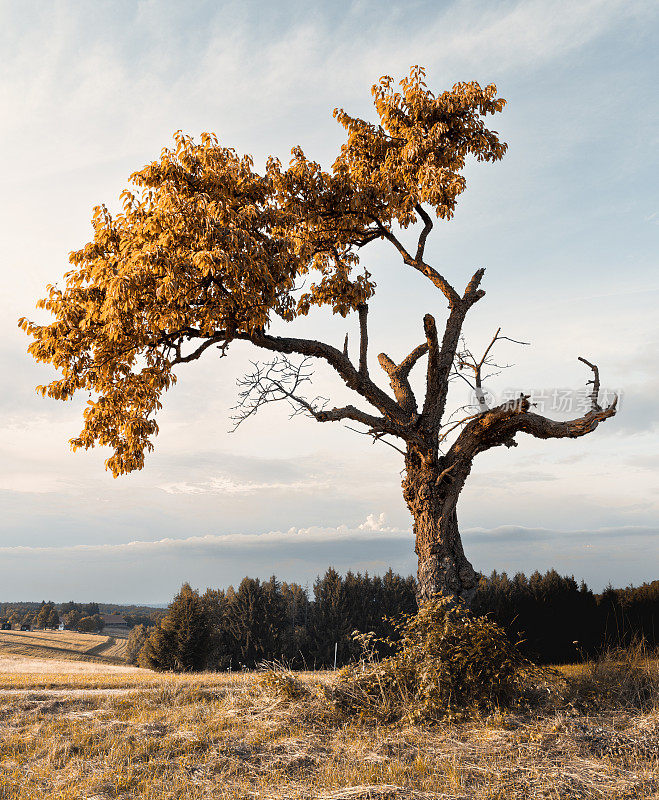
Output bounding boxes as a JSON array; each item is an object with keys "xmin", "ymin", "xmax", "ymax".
[
  {"xmin": 378, "ymin": 338, "xmax": 427, "ymax": 416},
  {"xmin": 372, "ymin": 218, "xmax": 460, "ymax": 306},
  {"xmin": 578, "ymin": 356, "xmax": 602, "ymax": 411},
  {"xmin": 446, "ymin": 359, "xmax": 617, "ymax": 465}
]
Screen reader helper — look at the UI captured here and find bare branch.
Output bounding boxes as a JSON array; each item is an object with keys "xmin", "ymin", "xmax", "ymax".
[
  {"xmin": 414, "ymin": 204, "xmax": 433, "ymax": 262},
  {"xmin": 343, "ymin": 333, "xmax": 349, "ymax": 358},
  {"xmin": 453, "ymin": 327, "xmax": 530, "ymax": 412},
  {"xmin": 316, "ymin": 404, "xmax": 392, "ymax": 430},
  {"xmin": 344, "ymin": 425, "xmax": 407, "ymax": 456},
  {"xmin": 231, "ymin": 356, "xmax": 327, "ymax": 430},
  {"xmin": 358, "ymin": 303, "xmax": 369, "ymax": 376},
  {"xmin": 438, "ymin": 411, "xmax": 482, "ymax": 443},
  {"xmin": 231, "ymin": 354, "xmax": 415, "ymax": 449},
  {"xmin": 241, "ymin": 330, "xmax": 407, "ymax": 425},
  {"xmin": 578, "ymin": 356, "xmax": 602, "ymax": 411},
  {"xmin": 372, "ymin": 218, "xmax": 460, "ymax": 306},
  {"xmin": 165, "ymin": 325, "xmax": 417, "ymax": 437}
]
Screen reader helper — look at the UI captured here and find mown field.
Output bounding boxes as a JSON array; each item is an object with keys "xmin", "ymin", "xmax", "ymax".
[
  {"xmin": 0, "ymin": 629, "xmax": 128, "ymax": 664},
  {"xmin": 0, "ymin": 651, "xmax": 658, "ymax": 800}
]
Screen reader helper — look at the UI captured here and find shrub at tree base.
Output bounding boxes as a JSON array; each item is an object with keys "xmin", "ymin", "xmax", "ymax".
[{"xmin": 331, "ymin": 596, "xmax": 549, "ymax": 722}]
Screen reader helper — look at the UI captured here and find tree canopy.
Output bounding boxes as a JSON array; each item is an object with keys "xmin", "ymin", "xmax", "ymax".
[{"xmin": 20, "ymin": 67, "xmax": 506, "ymax": 476}]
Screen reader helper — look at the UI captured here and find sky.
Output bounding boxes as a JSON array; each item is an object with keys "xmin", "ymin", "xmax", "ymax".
[{"xmin": 1, "ymin": 0, "xmax": 657, "ymax": 603}]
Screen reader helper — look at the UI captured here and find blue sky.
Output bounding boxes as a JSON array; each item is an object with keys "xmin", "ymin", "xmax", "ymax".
[{"xmin": 1, "ymin": 0, "xmax": 657, "ymax": 602}]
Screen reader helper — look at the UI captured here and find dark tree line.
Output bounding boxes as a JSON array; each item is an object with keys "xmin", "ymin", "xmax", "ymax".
[
  {"xmin": 136, "ymin": 569, "xmax": 659, "ymax": 672},
  {"xmin": 138, "ymin": 569, "xmax": 417, "ymax": 670},
  {"xmin": 473, "ymin": 571, "xmax": 659, "ymax": 663}
]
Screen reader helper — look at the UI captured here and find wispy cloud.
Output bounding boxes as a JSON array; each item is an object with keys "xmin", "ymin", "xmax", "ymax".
[{"xmin": 159, "ymin": 474, "xmax": 327, "ymax": 495}]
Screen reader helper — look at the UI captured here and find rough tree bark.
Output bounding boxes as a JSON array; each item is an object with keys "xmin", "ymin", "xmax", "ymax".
[{"xmin": 403, "ymin": 450, "xmax": 478, "ymax": 605}]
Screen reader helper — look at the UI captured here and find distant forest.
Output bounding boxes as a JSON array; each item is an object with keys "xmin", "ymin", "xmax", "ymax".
[
  {"xmin": 0, "ymin": 601, "xmax": 165, "ymax": 632},
  {"xmin": 2, "ymin": 569, "xmax": 657, "ymax": 667}
]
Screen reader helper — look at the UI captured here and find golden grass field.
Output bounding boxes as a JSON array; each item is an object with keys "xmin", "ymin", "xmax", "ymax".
[{"xmin": 0, "ymin": 645, "xmax": 658, "ymax": 800}]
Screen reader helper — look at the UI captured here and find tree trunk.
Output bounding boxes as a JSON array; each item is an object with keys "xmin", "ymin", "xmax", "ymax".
[{"xmin": 403, "ymin": 453, "xmax": 478, "ymax": 607}]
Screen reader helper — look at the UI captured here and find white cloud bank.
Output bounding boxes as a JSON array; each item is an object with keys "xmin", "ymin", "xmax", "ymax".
[
  {"xmin": 0, "ymin": 516, "xmax": 656, "ymax": 603},
  {"xmin": 0, "ymin": 515, "xmax": 411, "ymax": 558}
]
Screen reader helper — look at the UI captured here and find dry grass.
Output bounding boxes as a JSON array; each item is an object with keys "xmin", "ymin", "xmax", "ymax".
[
  {"xmin": 0, "ymin": 655, "xmax": 657, "ymax": 799},
  {"xmin": 0, "ymin": 630, "xmax": 127, "ymax": 664}
]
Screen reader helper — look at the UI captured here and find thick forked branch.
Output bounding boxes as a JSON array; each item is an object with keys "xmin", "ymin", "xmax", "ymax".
[
  {"xmin": 420, "ymin": 268, "xmax": 488, "ymax": 436},
  {"xmin": 378, "ymin": 341, "xmax": 428, "ymax": 415}
]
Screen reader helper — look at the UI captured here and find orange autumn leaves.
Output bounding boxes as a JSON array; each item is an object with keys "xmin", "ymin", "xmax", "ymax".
[{"xmin": 19, "ymin": 67, "xmax": 506, "ymax": 476}]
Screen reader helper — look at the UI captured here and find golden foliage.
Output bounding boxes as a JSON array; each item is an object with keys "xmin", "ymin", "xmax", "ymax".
[{"xmin": 19, "ymin": 67, "xmax": 506, "ymax": 476}]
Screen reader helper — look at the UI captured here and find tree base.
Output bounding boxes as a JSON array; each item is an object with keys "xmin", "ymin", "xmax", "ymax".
[{"xmin": 417, "ymin": 552, "xmax": 478, "ymax": 607}]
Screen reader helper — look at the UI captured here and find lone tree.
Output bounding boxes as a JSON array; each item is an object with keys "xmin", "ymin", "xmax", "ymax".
[{"xmin": 20, "ymin": 67, "xmax": 616, "ymax": 604}]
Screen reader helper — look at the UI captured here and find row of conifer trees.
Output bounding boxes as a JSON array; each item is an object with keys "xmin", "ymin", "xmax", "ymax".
[{"xmin": 129, "ymin": 568, "xmax": 659, "ymax": 672}]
